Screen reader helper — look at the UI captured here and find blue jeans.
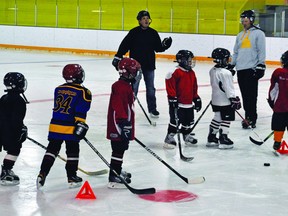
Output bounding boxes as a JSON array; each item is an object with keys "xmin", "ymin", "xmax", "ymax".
[{"xmin": 133, "ymin": 69, "xmax": 157, "ymax": 113}]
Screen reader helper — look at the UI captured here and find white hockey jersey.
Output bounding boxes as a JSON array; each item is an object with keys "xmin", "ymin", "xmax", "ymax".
[{"xmin": 209, "ymin": 66, "xmax": 236, "ymax": 106}]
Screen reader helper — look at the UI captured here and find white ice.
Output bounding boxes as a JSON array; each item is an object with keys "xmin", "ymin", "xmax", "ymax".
[{"xmin": 0, "ymin": 50, "xmax": 287, "ymax": 216}]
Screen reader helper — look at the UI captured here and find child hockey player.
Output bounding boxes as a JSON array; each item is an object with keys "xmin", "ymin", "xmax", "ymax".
[
  {"xmin": 107, "ymin": 58, "xmax": 141, "ymax": 188},
  {"xmin": 164, "ymin": 50, "xmax": 202, "ymax": 149},
  {"xmin": 37, "ymin": 64, "xmax": 91, "ymax": 189},
  {"xmin": 267, "ymin": 50, "xmax": 288, "ymax": 151},
  {"xmin": 0, "ymin": 72, "xmax": 28, "ymax": 185},
  {"xmin": 207, "ymin": 48, "xmax": 241, "ymax": 149}
]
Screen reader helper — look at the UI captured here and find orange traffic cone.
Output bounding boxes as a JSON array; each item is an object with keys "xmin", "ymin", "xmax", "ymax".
[
  {"xmin": 75, "ymin": 181, "xmax": 96, "ymax": 199},
  {"xmin": 277, "ymin": 140, "xmax": 288, "ymax": 154}
]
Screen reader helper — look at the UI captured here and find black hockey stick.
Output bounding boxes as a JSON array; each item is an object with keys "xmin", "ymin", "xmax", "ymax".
[
  {"xmin": 249, "ymin": 131, "xmax": 274, "ymax": 146},
  {"xmin": 27, "ymin": 136, "xmax": 108, "ymax": 176},
  {"xmin": 191, "ymin": 100, "xmax": 211, "ymax": 132},
  {"xmin": 134, "ymin": 95, "xmax": 156, "ymax": 126},
  {"xmin": 135, "ymin": 138, "xmax": 205, "ymax": 184},
  {"xmin": 174, "ymin": 108, "xmax": 194, "ymax": 161},
  {"xmin": 83, "ymin": 137, "xmax": 156, "ymax": 195}
]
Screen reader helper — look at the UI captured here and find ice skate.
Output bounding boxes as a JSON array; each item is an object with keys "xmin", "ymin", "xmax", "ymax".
[
  {"xmin": 68, "ymin": 175, "xmax": 83, "ymax": 188},
  {"xmin": 183, "ymin": 133, "xmax": 198, "ymax": 145},
  {"xmin": 163, "ymin": 133, "xmax": 176, "ymax": 149},
  {"xmin": 218, "ymin": 133, "xmax": 234, "ymax": 149},
  {"xmin": 273, "ymin": 141, "xmax": 281, "ymax": 150},
  {"xmin": 0, "ymin": 166, "xmax": 20, "ymax": 186},
  {"xmin": 36, "ymin": 173, "xmax": 46, "ymax": 189},
  {"xmin": 149, "ymin": 110, "xmax": 160, "ymax": 118},
  {"xmin": 206, "ymin": 133, "xmax": 219, "ymax": 148},
  {"xmin": 108, "ymin": 174, "xmax": 131, "ymax": 189}
]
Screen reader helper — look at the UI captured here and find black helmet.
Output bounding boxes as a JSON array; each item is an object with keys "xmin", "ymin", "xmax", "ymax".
[
  {"xmin": 240, "ymin": 10, "xmax": 255, "ymax": 23},
  {"xmin": 176, "ymin": 50, "xmax": 195, "ymax": 70},
  {"xmin": 4, "ymin": 72, "xmax": 27, "ymax": 93},
  {"xmin": 281, "ymin": 51, "xmax": 288, "ymax": 68},
  {"xmin": 137, "ymin": 10, "xmax": 151, "ymax": 20},
  {"xmin": 211, "ymin": 48, "xmax": 231, "ymax": 67}
]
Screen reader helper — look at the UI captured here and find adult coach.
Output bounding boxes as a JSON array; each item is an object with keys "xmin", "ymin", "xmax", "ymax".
[
  {"xmin": 112, "ymin": 10, "xmax": 172, "ymax": 118},
  {"xmin": 230, "ymin": 10, "xmax": 266, "ymax": 129}
]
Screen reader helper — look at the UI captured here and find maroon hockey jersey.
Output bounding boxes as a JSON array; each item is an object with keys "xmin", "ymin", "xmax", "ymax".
[
  {"xmin": 268, "ymin": 67, "xmax": 288, "ymax": 113},
  {"xmin": 106, "ymin": 79, "xmax": 135, "ymax": 141},
  {"xmin": 165, "ymin": 67, "xmax": 199, "ymax": 105}
]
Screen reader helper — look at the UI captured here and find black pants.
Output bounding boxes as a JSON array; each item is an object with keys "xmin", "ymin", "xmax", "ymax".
[
  {"xmin": 237, "ymin": 69, "xmax": 259, "ymax": 124},
  {"xmin": 167, "ymin": 106, "xmax": 194, "ymax": 135}
]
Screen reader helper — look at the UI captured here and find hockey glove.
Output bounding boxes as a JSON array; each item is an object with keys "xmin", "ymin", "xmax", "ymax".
[
  {"xmin": 168, "ymin": 97, "xmax": 178, "ymax": 108},
  {"xmin": 18, "ymin": 125, "xmax": 28, "ymax": 143},
  {"xmin": 230, "ymin": 96, "xmax": 241, "ymax": 110},
  {"xmin": 162, "ymin": 37, "xmax": 172, "ymax": 50},
  {"xmin": 119, "ymin": 120, "xmax": 132, "ymax": 143},
  {"xmin": 112, "ymin": 56, "xmax": 122, "ymax": 71},
  {"xmin": 193, "ymin": 97, "xmax": 202, "ymax": 112},
  {"xmin": 267, "ymin": 98, "xmax": 274, "ymax": 109},
  {"xmin": 74, "ymin": 121, "xmax": 89, "ymax": 140},
  {"xmin": 253, "ymin": 64, "xmax": 266, "ymax": 79}
]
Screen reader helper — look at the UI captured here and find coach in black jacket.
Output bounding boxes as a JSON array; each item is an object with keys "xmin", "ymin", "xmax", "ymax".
[{"xmin": 112, "ymin": 10, "xmax": 172, "ymax": 118}]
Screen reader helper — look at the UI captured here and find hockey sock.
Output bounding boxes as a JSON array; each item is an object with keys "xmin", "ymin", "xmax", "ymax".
[
  {"xmin": 274, "ymin": 131, "xmax": 284, "ymax": 142},
  {"xmin": 210, "ymin": 119, "xmax": 221, "ymax": 134},
  {"xmin": 2, "ymin": 154, "xmax": 18, "ymax": 170},
  {"xmin": 65, "ymin": 153, "xmax": 79, "ymax": 177},
  {"xmin": 109, "ymin": 151, "xmax": 124, "ymax": 177},
  {"xmin": 220, "ymin": 120, "xmax": 231, "ymax": 134},
  {"xmin": 39, "ymin": 151, "xmax": 57, "ymax": 176}
]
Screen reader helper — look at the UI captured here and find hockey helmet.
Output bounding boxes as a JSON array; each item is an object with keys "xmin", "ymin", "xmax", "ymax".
[
  {"xmin": 137, "ymin": 10, "xmax": 151, "ymax": 20},
  {"xmin": 280, "ymin": 50, "xmax": 288, "ymax": 68},
  {"xmin": 4, "ymin": 72, "xmax": 27, "ymax": 93},
  {"xmin": 62, "ymin": 64, "xmax": 85, "ymax": 84},
  {"xmin": 211, "ymin": 48, "xmax": 231, "ymax": 67},
  {"xmin": 118, "ymin": 58, "xmax": 141, "ymax": 80},
  {"xmin": 176, "ymin": 50, "xmax": 195, "ymax": 70},
  {"xmin": 240, "ymin": 10, "xmax": 255, "ymax": 23}
]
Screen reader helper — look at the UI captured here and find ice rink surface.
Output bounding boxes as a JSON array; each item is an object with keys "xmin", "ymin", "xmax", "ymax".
[{"xmin": 0, "ymin": 49, "xmax": 287, "ymax": 216}]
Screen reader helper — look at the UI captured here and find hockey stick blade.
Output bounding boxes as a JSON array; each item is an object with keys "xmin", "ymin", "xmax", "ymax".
[
  {"xmin": 188, "ymin": 176, "xmax": 206, "ymax": 184},
  {"xmin": 180, "ymin": 154, "xmax": 194, "ymax": 162},
  {"xmin": 249, "ymin": 136, "xmax": 263, "ymax": 145},
  {"xmin": 135, "ymin": 138, "xmax": 204, "ymax": 184},
  {"xmin": 78, "ymin": 167, "xmax": 108, "ymax": 176},
  {"xmin": 83, "ymin": 137, "xmax": 156, "ymax": 195},
  {"xmin": 27, "ymin": 137, "xmax": 108, "ymax": 176},
  {"xmin": 249, "ymin": 131, "xmax": 274, "ymax": 146}
]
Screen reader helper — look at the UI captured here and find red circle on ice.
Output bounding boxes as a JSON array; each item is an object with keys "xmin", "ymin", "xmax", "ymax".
[{"xmin": 138, "ymin": 190, "xmax": 198, "ymax": 203}]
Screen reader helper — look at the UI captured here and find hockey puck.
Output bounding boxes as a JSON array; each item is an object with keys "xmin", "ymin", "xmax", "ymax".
[{"xmin": 264, "ymin": 163, "xmax": 270, "ymax": 166}]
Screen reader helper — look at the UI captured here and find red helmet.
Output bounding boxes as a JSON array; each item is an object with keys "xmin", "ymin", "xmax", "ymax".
[
  {"xmin": 62, "ymin": 64, "xmax": 85, "ymax": 84},
  {"xmin": 118, "ymin": 58, "xmax": 141, "ymax": 80}
]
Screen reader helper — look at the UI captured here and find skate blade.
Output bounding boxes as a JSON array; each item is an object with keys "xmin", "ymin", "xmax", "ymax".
[
  {"xmin": 0, "ymin": 180, "xmax": 19, "ymax": 186},
  {"xmin": 107, "ymin": 182, "xmax": 127, "ymax": 189},
  {"xmin": 68, "ymin": 182, "xmax": 82, "ymax": 189}
]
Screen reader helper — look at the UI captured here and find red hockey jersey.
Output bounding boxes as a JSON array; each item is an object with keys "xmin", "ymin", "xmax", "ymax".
[
  {"xmin": 165, "ymin": 67, "xmax": 199, "ymax": 106},
  {"xmin": 268, "ymin": 67, "xmax": 288, "ymax": 113},
  {"xmin": 106, "ymin": 79, "xmax": 135, "ymax": 141}
]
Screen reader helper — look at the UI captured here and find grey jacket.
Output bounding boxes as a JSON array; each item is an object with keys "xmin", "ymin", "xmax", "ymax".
[{"xmin": 231, "ymin": 27, "xmax": 266, "ymax": 71}]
